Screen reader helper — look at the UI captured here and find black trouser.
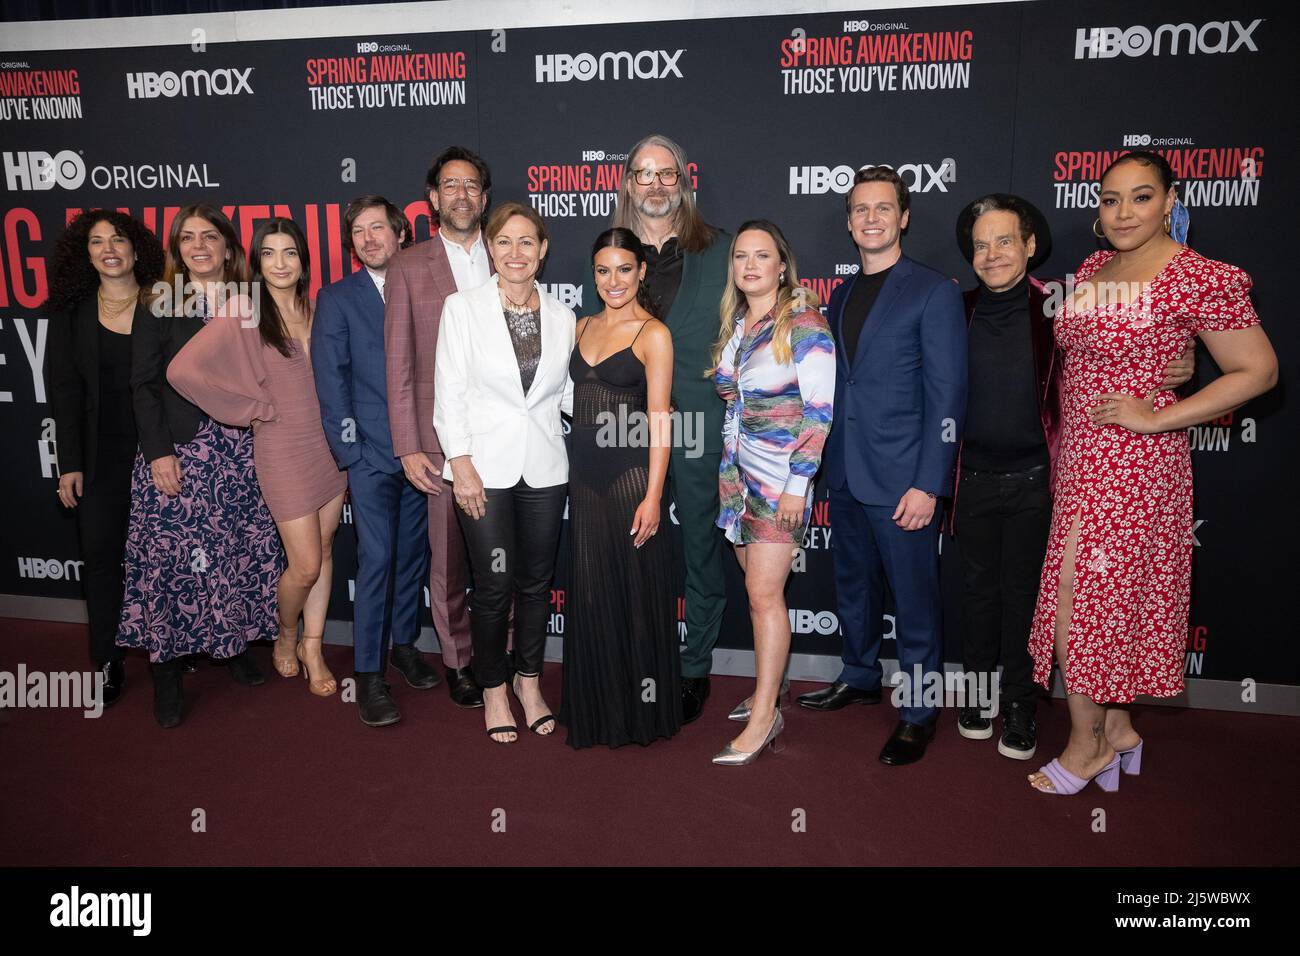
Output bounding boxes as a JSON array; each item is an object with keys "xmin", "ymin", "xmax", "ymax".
[
  {"xmin": 75, "ymin": 437, "xmax": 136, "ymax": 667},
  {"xmin": 955, "ymin": 463, "xmax": 1051, "ymax": 711},
  {"xmin": 457, "ymin": 479, "xmax": 566, "ymax": 689}
]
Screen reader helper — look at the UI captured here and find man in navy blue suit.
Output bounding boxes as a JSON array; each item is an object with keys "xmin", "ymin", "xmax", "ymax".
[
  {"xmin": 797, "ymin": 167, "xmax": 967, "ymax": 766},
  {"xmin": 312, "ymin": 196, "xmax": 442, "ymax": 726}
]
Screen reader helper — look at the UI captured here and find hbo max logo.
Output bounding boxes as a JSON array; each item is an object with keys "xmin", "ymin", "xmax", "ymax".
[
  {"xmin": 17, "ymin": 557, "xmax": 83, "ymax": 581},
  {"xmin": 789, "ymin": 609, "xmax": 840, "ymax": 635},
  {"xmin": 789, "ymin": 161, "xmax": 956, "ymax": 195},
  {"xmin": 125, "ymin": 67, "xmax": 254, "ymax": 99},
  {"xmin": 535, "ymin": 50, "xmax": 684, "ymax": 83}
]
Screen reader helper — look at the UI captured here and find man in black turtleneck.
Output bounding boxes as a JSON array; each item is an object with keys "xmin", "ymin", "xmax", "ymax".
[{"xmin": 952, "ymin": 194, "xmax": 1193, "ymax": 762}]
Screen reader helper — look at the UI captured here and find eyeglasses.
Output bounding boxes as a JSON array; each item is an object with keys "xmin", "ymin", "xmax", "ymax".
[
  {"xmin": 631, "ymin": 167, "xmax": 680, "ymax": 186},
  {"xmin": 438, "ymin": 178, "xmax": 484, "ymax": 196}
]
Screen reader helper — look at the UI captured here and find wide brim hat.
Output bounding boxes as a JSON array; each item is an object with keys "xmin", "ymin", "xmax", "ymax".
[{"xmin": 955, "ymin": 193, "xmax": 1052, "ymax": 272}]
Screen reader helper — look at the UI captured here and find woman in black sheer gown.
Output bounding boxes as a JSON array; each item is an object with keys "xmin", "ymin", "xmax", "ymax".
[{"xmin": 561, "ymin": 228, "xmax": 682, "ymax": 748}]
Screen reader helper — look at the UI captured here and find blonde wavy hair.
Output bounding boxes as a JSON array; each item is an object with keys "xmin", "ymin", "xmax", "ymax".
[{"xmin": 709, "ymin": 220, "xmax": 819, "ymax": 373}]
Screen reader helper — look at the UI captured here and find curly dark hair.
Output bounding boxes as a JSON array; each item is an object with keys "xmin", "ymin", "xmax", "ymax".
[{"xmin": 44, "ymin": 209, "xmax": 164, "ymax": 315}]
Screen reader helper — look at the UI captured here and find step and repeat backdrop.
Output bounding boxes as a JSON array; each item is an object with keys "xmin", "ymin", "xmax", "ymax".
[{"xmin": 1, "ymin": 1, "xmax": 1295, "ymax": 688}]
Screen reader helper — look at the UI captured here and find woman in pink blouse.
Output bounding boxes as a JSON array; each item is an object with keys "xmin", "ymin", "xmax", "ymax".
[{"xmin": 169, "ymin": 218, "xmax": 348, "ymax": 696}]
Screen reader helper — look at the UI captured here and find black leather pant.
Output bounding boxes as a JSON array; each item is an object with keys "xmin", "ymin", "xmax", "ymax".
[{"xmin": 456, "ymin": 479, "xmax": 566, "ymax": 689}]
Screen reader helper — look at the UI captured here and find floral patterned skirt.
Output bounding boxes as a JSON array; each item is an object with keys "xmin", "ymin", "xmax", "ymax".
[{"xmin": 117, "ymin": 418, "xmax": 283, "ymax": 664}]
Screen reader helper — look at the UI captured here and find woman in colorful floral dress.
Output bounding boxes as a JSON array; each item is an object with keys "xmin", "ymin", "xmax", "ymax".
[{"xmin": 710, "ymin": 220, "xmax": 835, "ymax": 766}]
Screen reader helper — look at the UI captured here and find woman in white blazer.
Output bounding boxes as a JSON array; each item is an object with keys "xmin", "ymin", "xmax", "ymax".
[{"xmin": 434, "ymin": 202, "xmax": 575, "ymax": 744}]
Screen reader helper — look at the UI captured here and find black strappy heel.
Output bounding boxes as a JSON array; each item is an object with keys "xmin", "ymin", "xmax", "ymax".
[
  {"xmin": 486, "ymin": 724, "xmax": 518, "ymax": 743},
  {"xmin": 529, "ymin": 714, "xmax": 556, "ymax": 735},
  {"xmin": 512, "ymin": 673, "xmax": 556, "ymax": 736}
]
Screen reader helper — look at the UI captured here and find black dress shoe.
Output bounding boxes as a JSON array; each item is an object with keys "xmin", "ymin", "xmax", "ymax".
[
  {"xmin": 879, "ymin": 719, "xmax": 937, "ymax": 766},
  {"xmin": 151, "ymin": 660, "xmax": 183, "ymax": 729},
  {"xmin": 98, "ymin": 660, "xmax": 125, "ymax": 707},
  {"xmin": 356, "ymin": 672, "xmax": 401, "ymax": 727},
  {"xmin": 389, "ymin": 643, "xmax": 441, "ymax": 689},
  {"xmin": 796, "ymin": 681, "xmax": 882, "ymax": 711},
  {"xmin": 446, "ymin": 666, "xmax": 484, "ymax": 708},
  {"xmin": 681, "ymin": 676, "xmax": 711, "ymax": 724},
  {"xmin": 226, "ymin": 651, "xmax": 265, "ymax": 686}
]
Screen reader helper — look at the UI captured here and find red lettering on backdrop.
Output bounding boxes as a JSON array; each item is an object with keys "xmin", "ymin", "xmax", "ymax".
[
  {"xmin": 404, "ymin": 200, "xmax": 431, "ymax": 242},
  {"xmin": 3, "ymin": 208, "xmax": 45, "ymax": 308},
  {"xmin": 325, "ymin": 202, "xmax": 346, "ymax": 286},
  {"xmin": 1187, "ymin": 626, "xmax": 1208, "ymax": 652},
  {"xmin": 305, "ymin": 205, "xmax": 323, "ymax": 298}
]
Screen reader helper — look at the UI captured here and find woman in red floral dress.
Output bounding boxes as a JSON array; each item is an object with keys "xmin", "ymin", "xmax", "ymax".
[{"xmin": 1027, "ymin": 152, "xmax": 1278, "ymax": 794}]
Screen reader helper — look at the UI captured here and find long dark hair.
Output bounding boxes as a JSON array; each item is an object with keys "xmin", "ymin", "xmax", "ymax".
[
  {"xmin": 590, "ymin": 227, "xmax": 660, "ymax": 319},
  {"xmin": 150, "ymin": 203, "xmax": 248, "ymax": 316},
  {"xmin": 249, "ymin": 217, "xmax": 311, "ymax": 357},
  {"xmin": 44, "ymin": 209, "xmax": 164, "ymax": 315}
]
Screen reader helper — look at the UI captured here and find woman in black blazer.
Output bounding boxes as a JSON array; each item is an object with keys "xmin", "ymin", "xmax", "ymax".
[{"xmin": 46, "ymin": 210, "xmax": 163, "ymax": 706}]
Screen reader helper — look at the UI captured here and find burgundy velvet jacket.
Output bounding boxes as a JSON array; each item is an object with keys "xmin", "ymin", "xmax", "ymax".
[{"xmin": 949, "ymin": 275, "xmax": 1063, "ymax": 533}]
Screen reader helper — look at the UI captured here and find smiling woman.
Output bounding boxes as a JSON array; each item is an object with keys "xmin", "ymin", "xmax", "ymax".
[
  {"xmin": 433, "ymin": 201, "xmax": 576, "ymax": 745},
  {"xmin": 45, "ymin": 209, "xmax": 163, "ymax": 709},
  {"xmin": 117, "ymin": 203, "xmax": 283, "ymax": 728}
]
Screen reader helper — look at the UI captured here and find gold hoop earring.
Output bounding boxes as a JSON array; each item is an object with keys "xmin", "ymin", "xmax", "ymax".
[
  {"xmin": 1162, "ymin": 213, "xmax": 1172, "ymax": 235},
  {"xmin": 1092, "ymin": 218, "xmax": 1106, "ymax": 239}
]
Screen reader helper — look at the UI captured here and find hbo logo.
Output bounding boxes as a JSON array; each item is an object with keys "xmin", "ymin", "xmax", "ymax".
[
  {"xmin": 582, "ymin": 150, "xmax": 606, "ymax": 161},
  {"xmin": 1123, "ymin": 134, "xmax": 1152, "ymax": 147},
  {"xmin": 789, "ymin": 609, "xmax": 840, "ymax": 635},
  {"xmin": 357, "ymin": 42, "xmax": 378, "ymax": 53},
  {"xmin": 17, "ymin": 557, "xmax": 84, "ymax": 581},
  {"xmin": 2, "ymin": 150, "xmax": 86, "ymax": 191}
]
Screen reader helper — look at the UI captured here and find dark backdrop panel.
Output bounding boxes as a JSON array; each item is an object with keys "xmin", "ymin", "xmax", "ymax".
[{"xmin": 1, "ymin": 1, "xmax": 1294, "ymax": 686}]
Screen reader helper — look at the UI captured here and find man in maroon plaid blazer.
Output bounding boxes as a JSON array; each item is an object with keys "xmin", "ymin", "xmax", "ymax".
[{"xmin": 384, "ymin": 146, "xmax": 495, "ymax": 708}]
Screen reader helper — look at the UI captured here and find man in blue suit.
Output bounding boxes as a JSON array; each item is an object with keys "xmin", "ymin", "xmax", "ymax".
[
  {"xmin": 797, "ymin": 167, "xmax": 968, "ymax": 766},
  {"xmin": 312, "ymin": 196, "xmax": 442, "ymax": 726}
]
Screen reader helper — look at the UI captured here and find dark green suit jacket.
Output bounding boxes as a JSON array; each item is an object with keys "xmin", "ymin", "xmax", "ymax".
[{"xmin": 581, "ymin": 230, "xmax": 730, "ymax": 456}]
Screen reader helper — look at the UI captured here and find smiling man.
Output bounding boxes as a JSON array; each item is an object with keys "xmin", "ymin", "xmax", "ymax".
[
  {"xmin": 798, "ymin": 166, "xmax": 967, "ymax": 767},
  {"xmin": 584, "ymin": 133, "xmax": 729, "ymax": 723},
  {"xmin": 384, "ymin": 146, "xmax": 496, "ymax": 711},
  {"xmin": 950, "ymin": 193, "xmax": 1194, "ymax": 761}
]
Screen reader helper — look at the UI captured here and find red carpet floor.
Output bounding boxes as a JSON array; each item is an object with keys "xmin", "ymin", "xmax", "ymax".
[{"xmin": 3, "ymin": 618, "xmax": 1297, "ymax": 867}]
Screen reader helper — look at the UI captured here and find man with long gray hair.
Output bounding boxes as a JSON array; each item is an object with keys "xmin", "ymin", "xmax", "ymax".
[{"xmin": 584, "ymin": 133, "xmax": 729, "ymax": 722}]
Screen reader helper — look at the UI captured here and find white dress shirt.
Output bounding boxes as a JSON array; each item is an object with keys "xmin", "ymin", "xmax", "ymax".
[
  {"xmin": 439, "ymin": 231, "xmax": 490, "ymax": 293},
  {"xmin": 366, "ymin": 267, "xmax": 385, "ymax": 299}
]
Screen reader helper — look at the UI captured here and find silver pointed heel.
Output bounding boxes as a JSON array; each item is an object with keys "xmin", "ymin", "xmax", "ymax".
[
  {"xmin": 727, "ymin": 678, "xmax": 792, "ymax": 722},
  {"xmin": 712, "ymin": 710, "xmax": 785, "ymax": 766}
]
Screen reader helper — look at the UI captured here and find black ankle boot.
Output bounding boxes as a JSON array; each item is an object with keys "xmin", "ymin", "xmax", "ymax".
[
  {"xmin": 226, "ymin": 650, "xmax": 265, "ymax": 686},
  {"xmin": 151, "ymin": 659, "xmax": 183, "ymax": 728}
]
